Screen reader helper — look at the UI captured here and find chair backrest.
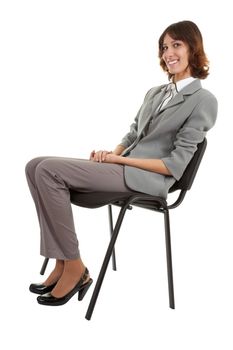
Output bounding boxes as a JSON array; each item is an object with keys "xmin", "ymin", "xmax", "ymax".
[{"xmin": 169, "ymin": 138, "xmax": 207, "ymax": 193}]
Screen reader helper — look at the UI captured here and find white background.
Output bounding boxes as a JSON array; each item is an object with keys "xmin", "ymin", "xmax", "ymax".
[{"xmin": 0, "ymin": 0, "xmax": 232, "ymax": 348}]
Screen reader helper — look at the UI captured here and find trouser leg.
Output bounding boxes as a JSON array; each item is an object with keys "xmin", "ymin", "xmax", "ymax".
[
  {"xmin": 25, "ymin": 157, "xmax": 51, "ymax": 225},
  {"xmin": 25, "ymin": 157, "xmax": 131, "ymax": 260},
  {"xmin": 25, "ymin": 156, "xmax": 71, "ymax": 259}
]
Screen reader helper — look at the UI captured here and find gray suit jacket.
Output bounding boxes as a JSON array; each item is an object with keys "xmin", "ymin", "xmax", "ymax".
[{"xmin": 120, "ymin": 79, "xmax": 218, "ymax": 198}]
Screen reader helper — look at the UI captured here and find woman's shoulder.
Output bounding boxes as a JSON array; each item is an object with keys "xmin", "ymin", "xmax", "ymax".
[
  {"xmin": 193, "ymin": 86, "xmax": 218, "ymax": 109},
  {"xmin": 199, "ymin": 87, "xmax": 217, "ymax": 101},
  {"xmin": 186, "ymin": 79, "xmax": 218, "ymax": 102}
]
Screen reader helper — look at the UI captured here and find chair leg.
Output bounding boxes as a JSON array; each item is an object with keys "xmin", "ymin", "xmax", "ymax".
[
  {"xmin": 164, "ymin": 209, "xmax": 175, "ymax": 309},
  {"xmin": 85, "ymin": 203, "xmax": 129, "ymax": 320},
  {"xmin": 40, "ymin": 257, "xmax": 49, "ymax": 275},
  {"xmin": 108, "ymin": 205, "xmax": 117, "ymax": 271}
]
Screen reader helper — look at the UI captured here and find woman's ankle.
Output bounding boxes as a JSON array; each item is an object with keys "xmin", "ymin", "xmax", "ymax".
[
  {"xmin": 43, "ymin": 259, "xmax": 64, "ymax": 286},
  {"xmin": 63, "ymin": 258, "xmax": 86, "ymax": 276}
]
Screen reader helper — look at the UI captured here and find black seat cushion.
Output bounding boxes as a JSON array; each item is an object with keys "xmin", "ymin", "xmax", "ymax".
[{"xmin": 70, "ymin": 190, "xmax": 167, "ymax": 210}]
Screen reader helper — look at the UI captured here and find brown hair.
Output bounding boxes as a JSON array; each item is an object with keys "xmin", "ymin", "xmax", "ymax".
[{"xmin": 158, "ymin": 20, "xmax": 209, "ymax": 79}]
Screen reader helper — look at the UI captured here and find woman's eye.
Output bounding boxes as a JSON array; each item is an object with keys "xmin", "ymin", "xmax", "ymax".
[
  {"xmin": 162, "ymin": 46, "xmax": 168, "ymax": 52},
  {"xmin": 173, "ymin": 42, "xmax": 181, "ymax": 48}
]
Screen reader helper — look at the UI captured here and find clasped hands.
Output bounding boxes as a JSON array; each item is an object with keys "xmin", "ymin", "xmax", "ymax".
[{"xmin": 89, "ymin": 150, "xmax": 122, "ymax": 164}]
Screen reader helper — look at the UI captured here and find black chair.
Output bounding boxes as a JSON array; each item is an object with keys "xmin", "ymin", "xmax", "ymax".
[{"xmin": 40, "ymin": 138, "xmax": 207, "ymax": 320}]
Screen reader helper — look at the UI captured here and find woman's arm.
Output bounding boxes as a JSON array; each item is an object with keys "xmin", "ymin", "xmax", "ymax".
[
  {"xmin": 103, "ymin": 153, "xmax": 172, "ymax": 176},
  {"xmin": 90, "ymin": 148, "xmax": 171, "ymax": 176}
]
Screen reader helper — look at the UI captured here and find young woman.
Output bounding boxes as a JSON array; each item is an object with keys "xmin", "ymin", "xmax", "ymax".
[{"xmin": 26, "ymin": 20, "xmax": 217, "ymax": 306}]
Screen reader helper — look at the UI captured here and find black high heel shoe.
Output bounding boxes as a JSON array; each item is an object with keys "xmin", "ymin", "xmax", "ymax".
[
  {"xmin": 29, "ymin": 282, "xmax": 57, "ymax": 295},
  {"xmin": 37, "ymin": 268, "xmax": 93, "ymax": 306}
]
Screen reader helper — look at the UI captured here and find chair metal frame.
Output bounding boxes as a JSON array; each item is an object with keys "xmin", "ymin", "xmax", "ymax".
[{"xmin": 39, "ymin": 138, "xmax": 207, "ymax": 320}]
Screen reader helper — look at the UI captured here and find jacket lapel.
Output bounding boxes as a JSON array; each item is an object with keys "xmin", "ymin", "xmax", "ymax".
[
  {"xmin": 160, "ymin": 93, "xmax": 184, "ymax": 111},
  {"xmin": 160, "ymin": 79, "xmax": 202, "ymax": 112}
]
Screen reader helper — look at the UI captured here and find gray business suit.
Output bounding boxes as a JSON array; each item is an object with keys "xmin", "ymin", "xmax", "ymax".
[
  {"xmin": 121, "ymin": 79, "xmax": 218, "ymax": 198},
  {"xmin": 26, "ymin": 79, "xmax": 217, "ymax": 259}
]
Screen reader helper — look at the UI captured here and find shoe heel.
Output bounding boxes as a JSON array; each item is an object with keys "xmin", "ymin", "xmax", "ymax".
[{"xmin": 78, "ymin": 279, "xmax": 93, "ymax": 301}]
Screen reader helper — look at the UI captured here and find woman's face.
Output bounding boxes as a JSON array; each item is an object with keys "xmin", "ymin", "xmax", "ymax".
[{"xmin": 162, "ymin": 33, "xmax": 191, "ymax": 82}]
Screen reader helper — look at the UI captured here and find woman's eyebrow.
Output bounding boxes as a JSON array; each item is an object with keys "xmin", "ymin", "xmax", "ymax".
[{"xmin": 163, "ymin": 39, "xmax": 182, "ymax": 45}]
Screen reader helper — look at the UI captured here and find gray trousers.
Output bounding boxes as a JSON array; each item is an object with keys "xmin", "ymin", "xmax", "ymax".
[{"xmin": 25, "ymin": 157, "xmax": 132, "ymax": 260}]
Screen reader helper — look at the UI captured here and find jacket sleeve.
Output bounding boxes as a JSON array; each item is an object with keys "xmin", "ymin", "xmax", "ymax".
[{"xmin": 161, "ymin": 93, "xmax": 218, "ymax": 181}]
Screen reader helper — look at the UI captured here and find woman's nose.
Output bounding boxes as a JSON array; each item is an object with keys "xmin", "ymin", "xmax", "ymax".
[
  {"xmin": 164, "ymin": 46, "xmax": 174, "ymax": 57},
  {"xmin": 163, "ymin": 50, "xmax": 175, "ymax": 63}
]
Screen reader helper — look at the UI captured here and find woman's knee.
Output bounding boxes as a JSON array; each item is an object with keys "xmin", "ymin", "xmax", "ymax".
[
  {"xmin": 25, "ymin": 157, "xmax": 50, "ymax": 179},
  {"xmin": 34, "ymin": 158, "xmax": 60, "ymax": 182}
]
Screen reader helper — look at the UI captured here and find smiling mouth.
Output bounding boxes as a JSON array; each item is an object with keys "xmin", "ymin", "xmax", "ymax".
[{"xmin": 167, "ymin": 59, "xmax": 179, "ymax": 66}]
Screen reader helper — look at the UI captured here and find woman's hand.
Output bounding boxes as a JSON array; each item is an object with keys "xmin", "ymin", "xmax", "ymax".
[
  {"xmin": 90, "ymin": 150, "xmax": 124, "ymax": 164},
  {"xmin": 89, "ymin": 150, "xmax": 113, "ymax": 162},
  {"xmin": 90, "ymin": 145, "xmax": 126, "ymax": 162}
]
